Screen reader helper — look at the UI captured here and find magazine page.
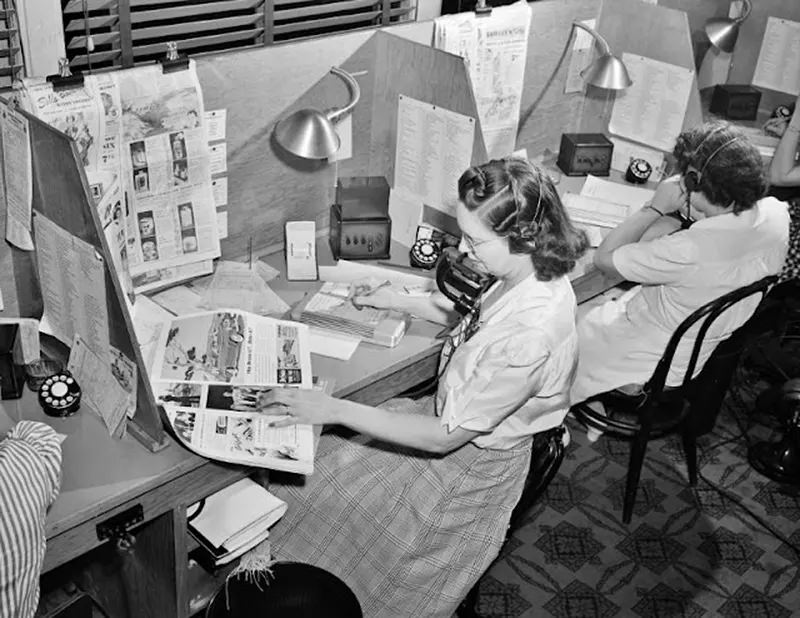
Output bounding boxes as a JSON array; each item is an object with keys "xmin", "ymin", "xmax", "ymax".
[
  {"xmin": 150, "ymin": 310, "xmax": 312, "ymax": 388},
  {"xmin": 163, "ymin": 406, "xmax": 315, "ymax": 474}
]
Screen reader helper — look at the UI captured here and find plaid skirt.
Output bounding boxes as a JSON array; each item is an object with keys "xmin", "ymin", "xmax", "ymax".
[{"xmin": 268, "ymin": 397, "xmax": 532, "ymax": 617}]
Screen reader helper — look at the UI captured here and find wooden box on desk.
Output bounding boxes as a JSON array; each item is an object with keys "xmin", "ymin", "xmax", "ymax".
[
  {"xmin": 710, "ymin": 85, "xmax": 762, "ymax": 121},
  {"xmin": 556, "ymin": 133, "xmax": 613, "ymax": 177},
  {"xmin": 329, "ymin": 176, "xmax": 391, "ymax": 261}
]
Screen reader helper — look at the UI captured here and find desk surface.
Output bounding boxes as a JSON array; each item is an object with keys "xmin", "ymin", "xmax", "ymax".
[{"xmin": 14, "ymin": 169, "xmax": 641, "ymax": 572}]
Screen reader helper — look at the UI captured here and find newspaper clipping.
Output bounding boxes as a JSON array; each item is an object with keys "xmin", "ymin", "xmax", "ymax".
[
  {"xmin": 150, "ymin": 310, "xmax": 318, "ymax": 473},
  {"xmin": 18, "ymin": 60, "xmax": 221, "ymax": 293}
]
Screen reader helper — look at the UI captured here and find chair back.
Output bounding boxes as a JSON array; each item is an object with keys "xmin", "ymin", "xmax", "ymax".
[{"xmin": 645, "ymin": 275, "xmax": 777, "ymax": 399}]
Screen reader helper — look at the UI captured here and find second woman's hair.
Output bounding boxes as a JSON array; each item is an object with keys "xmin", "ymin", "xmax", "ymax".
[{"xmin": 458, "ymin": 158, "xmax": 589, "ymax": 281}]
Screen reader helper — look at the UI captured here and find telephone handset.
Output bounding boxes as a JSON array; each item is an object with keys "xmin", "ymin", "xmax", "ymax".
[{"xmin": 435, "ymin": 247, "xmax": 496, "ymax": 316}]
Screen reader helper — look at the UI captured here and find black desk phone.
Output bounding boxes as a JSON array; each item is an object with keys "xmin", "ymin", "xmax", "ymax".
[{"xmin": 435, "ymin": 247, "xmax": 496, "ymax": 316}]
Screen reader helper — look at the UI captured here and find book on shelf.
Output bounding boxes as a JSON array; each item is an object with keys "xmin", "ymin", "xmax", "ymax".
[
  {"xmin": 291, "ymin": 282, "xmax": 410, "ymax": 348},
  {"xmin": 187, "ymin": 478, "xmax": 287, "ymax": 568}
]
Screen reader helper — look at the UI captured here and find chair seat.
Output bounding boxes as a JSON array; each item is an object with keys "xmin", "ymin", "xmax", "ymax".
[{"xmin": 572, "ymin": 387, "xmax": 690, "ymax": 439}]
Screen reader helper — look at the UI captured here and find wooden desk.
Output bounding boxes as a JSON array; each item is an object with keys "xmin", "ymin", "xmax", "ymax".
[{"xmin": 20, "ymin": 207, "xmax": 625, "ymax": 616}]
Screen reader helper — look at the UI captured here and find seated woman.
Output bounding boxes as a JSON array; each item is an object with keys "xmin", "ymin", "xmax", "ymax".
[
  {"xmin": 258, "ymin": 158, "xmax": 588, "ymax": 617},
  {"xmin": 764, "ymin": 95, "xmax": 800, "ymax": 284},
  {"xmin": 0, "ymin": 421, "xmax": 63, "ymax": 618},
  {"xmin": 571, "ymin": 121, "xmax": 789, "ymax": 418}
]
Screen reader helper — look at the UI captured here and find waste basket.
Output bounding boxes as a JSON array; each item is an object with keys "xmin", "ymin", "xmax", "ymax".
[{"xmin": 206, "ymin": 562, "xmax": 362, "ymax": 618}]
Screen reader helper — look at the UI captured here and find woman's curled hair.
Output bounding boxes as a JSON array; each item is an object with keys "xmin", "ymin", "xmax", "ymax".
[
  {"xmin": 672, "ymin": 120, "xmax": 766, "ymax": 213},
  {"xmin": 458, "ymin": 158, "xmax": 589, "ymax": 281}
]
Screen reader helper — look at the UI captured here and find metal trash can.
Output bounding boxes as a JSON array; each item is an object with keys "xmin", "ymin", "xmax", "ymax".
[{"xmin": 206, "ymin": 562, "xmax": 362, "ymax": 618}]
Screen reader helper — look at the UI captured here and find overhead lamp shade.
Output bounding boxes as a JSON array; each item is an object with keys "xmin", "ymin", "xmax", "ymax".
[
  {"xmin": 704, "ymin": 0, "xmax": 751, "ymax": 53},
  {"xmin": 581, "ymin": 54, "xmax": 633, "ymax": 90},
  {"xmin": 274, "ymin": 66, "xmax": 360, "ymax": 160},
  {"xmin": 571, "ymin": 21, "xmax": 632, "ymax": 91},
  {"xmin": 704, "ymin": 18, "xmax": 741, "ymax": 53},
  {"xmin": 274, "ymin": 109, "xmax": 341, "ymax": 160}
]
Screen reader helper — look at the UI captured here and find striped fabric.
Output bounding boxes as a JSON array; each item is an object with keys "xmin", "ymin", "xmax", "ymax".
[
  {"xmin": 269, "ymin": 398, "xmax": 532, "ymax": 618},
  {"xmin": 0, "ymin": 421, "xmax": 63, "ymax": 618}
]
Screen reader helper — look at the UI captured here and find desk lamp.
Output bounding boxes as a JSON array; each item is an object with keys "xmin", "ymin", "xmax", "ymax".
[
  {"xmin": 704, "ymin": 0, "xmax": 752, "ymax": 54},
  {"xmin": 274, "ymin": 66, "xmax": 361, "ymax": 160},
  {"xmin": 572, "ymin": 21, "xmax": 632, "ymax": 90}
]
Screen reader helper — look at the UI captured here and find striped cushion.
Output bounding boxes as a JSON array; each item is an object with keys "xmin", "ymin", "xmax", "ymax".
[{"xmin": 0, "ymin": 421, "xmax": 63, "ymax": 618}]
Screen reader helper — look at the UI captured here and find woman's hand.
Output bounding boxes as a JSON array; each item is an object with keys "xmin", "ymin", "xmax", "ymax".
[
  {"xmin": 650, "ymin": 175, "xmax": 686, "ymax": 215},
  {"xmin": 764, "ymin": 117, "xmax": 789, "ymax": 138},
  {"xmin": 350, "ymin": 280, "xmax": 399, "ymax": 310},
  {"xmin": 257, "ymin": 388, "xmax": 340, "ymax": 427}
]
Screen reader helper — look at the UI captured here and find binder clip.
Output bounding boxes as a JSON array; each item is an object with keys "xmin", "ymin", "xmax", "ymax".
[
  {"xmin": 159, "ymin": 41, "xmax": 189, "ymax": 73},
  {"xmin": 474, "ymin": 0, "xmax": 492, "ymax": 15},
  {"xmin": 46, "ymin": 58, "xmax": 85, "ymax": 91}
]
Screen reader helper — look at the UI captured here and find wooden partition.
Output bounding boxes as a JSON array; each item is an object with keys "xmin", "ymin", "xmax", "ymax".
[
  {"xmin": 579, "ymin": 0, "xmax": 702, "ymax": 139},
  {"xmin": 196, "ymin": 26, "xmax": 483, "ymax": 261},
  {"xmin": 0, "ymin": 110, "xmax": 167, "ymax": 450}
]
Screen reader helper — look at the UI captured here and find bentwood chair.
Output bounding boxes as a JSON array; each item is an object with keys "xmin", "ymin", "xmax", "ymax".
[{"xmin": 571, "ymin": 275, "xmax": 777, "ymax": 524}]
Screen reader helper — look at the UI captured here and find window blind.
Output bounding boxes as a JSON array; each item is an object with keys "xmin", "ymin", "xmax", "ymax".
[
  {"xmin": 0, "ymin": 0, "xmax": 24, "ymax": 90},
  {"xmin": 62, "ymin": 0, "xmax": 417, "ymax": 72}
]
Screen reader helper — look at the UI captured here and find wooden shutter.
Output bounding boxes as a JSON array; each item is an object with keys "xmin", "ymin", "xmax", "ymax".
[
  {"xmin": 62, "ymin": 0, "xmax": 417, "ymax": 71},
  {"xmin": 0, "ymin": 0, "xmax": 24, "ymax": 91}
]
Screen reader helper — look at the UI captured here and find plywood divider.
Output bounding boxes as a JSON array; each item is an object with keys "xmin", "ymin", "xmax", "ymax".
[
  {"xmin": 579, "ymin": 0, "xmax": 702, "ymax": 142},
  {"xmin": 2, "ymin": 109, "xmax": 167, "ymax": 451}
]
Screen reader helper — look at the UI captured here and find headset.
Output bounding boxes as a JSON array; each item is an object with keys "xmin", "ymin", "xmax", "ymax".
[{"xmin": 683, "ymin": 135, "xmax": 742, "ymax": 193}]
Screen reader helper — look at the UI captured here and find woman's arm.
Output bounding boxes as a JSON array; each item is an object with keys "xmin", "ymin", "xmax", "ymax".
[
  {"xmin": 353, "ymin": 287, "xmax": 458, "ymax": 326},
  {"xmin": 594, "ymin": 176, "xmax": 684, "ymax": 277},
  {"xmin": 259, "ymin": 389, "xmax": 479, "ymax": 454},
  {"xmin": 769, "ymin": 99, "xmax": 800, "ymax": 186}
]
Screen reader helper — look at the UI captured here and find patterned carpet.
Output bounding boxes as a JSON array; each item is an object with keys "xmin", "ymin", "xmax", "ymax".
[{"xmin": 473, "ymin": 367, "xmax": 800, "ymax": 617}]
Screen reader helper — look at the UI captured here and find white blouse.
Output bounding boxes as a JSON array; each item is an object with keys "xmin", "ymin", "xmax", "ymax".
[{"xmin": 435, "ymin": 273, "xmax": 579, "ymax": 449}]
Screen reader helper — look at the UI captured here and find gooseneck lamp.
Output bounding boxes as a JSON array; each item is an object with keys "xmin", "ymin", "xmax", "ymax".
[
  {"xmin": 704, "ymin": 0, "xmax": 752, "ymax": 54},
  {"xmin": 274, "ymin": 66, "xmax": 361, "ymax": 160},
  {"xmin": 572, "ymin": 21, "xmax": 632, "ymax": 91}
]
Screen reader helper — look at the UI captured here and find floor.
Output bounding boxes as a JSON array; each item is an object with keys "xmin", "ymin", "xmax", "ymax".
[{"xmin": 474, "ymin": 364, "xmax": 800, "ymax": 617}]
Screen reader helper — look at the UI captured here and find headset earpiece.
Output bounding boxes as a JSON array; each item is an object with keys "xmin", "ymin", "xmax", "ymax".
[{"xmin": 682, "ymin": 136, "xmax": 741, "ymax": 194}]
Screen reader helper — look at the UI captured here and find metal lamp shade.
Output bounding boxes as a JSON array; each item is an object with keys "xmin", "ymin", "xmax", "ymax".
[
  {"xmin": 274, "ymin": 109, "xmax": 341, "ymax": 160},
  {"xmin": 704, "ymin": 18, "xmax": 740, "ymax": 53},
  {"xmin": 581, "ymin": 54, "xmax": 633, "ymax": 90}
]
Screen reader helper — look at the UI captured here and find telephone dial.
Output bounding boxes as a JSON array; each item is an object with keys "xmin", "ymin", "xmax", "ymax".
[
  {"xmin": 435, "ymin": 247, "xmax": 496, "ymax": 316},
  {"xmin": 409, "ymin": 238, "xmax": 441, "ymax": 269},
  {"xmin": 38, "ymin": 371, "xmax": 82, "ymax": 417}
]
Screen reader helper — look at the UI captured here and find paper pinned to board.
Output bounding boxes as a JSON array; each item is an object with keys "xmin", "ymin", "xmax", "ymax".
[
  {"xmin": 752, "ymin": 17, "xmax": 800, "ymax": 96},
  {"xmin": 394, "ymin": 94, "xmax": 474, "ymax": 217},
  {"xmin": 609, "ymin": 54, "xmax": 694, "ymax": 152},
  {"xmin": 1, "ymin": 104, "xmax": 34, "ymax": 251},
  {"xmin": 388, "ymin": 187, "xmax": 424, "ymax": 248}
]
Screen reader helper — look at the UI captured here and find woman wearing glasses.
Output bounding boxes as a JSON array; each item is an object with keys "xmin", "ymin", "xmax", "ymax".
[
  {"xmin": 257, "ymin": 158, "xmax": 588, "ymax": 617},
  {"xmin": 570, "ymin": 121, "xmax": 789, "ymax": 436}
]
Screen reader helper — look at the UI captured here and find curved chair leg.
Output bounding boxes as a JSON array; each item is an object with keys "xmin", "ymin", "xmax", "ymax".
[{"xmin": 623, "ymin": 425, "xmax": 652, "ymax": 524}]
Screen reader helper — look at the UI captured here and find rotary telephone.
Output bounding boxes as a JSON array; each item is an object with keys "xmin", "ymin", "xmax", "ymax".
[{"xmin": 435, "ymin": 247, "xmax": 496, "ymax": 316}]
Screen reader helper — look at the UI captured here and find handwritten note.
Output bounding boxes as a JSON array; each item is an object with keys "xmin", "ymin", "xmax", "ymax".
[{"xmin": 609, "ymin": 54, "xmax": 694, "ymax": 152}]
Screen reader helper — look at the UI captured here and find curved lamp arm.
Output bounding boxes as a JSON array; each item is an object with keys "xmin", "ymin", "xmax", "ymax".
[
  {"xmin": 572, "ymin": 21, "xmax": 611, "ymax": 56},
  {"xmin": 327, "ymin": 66, "xmax": 361, "ymax": 124},
  {"xmin": 734, "ymin": 0, "xmax": 752, "ymax": 24}
]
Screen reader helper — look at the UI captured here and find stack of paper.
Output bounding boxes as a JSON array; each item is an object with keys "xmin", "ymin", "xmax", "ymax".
[{"xmin": 188, "ymin": 478, "xmax": 287, "ymax": 567}]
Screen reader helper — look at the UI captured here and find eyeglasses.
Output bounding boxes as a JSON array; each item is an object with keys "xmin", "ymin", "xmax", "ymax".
[{"xmin": 462, "ymin": 233, "xmax": 500, "ymax": 254}]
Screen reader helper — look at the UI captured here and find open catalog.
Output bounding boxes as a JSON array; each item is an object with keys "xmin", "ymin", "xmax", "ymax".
[{"xmin": 149, "ymin": 309, "xmax": 324, "ymax": 474}]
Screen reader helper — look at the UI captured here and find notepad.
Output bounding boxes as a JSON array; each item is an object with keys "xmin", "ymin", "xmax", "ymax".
[
  {"xmin": 563, "ymin": 193, "xmax": 629, "ymax": 228},
  {"xmin": 187, "ymin": 478, "xmax": 287, "ymax": 567}
]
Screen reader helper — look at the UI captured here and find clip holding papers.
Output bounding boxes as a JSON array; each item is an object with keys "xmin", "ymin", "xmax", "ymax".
[
  {"xmin": 474, "ymin": 0, "xmax": 492, "ymax": 15},
  {"xmin": 46, "ymin": 58, "xmax": 85, "ymax": 91},
  {"xmin": 159, "ymin": 41, "xmax": 190, "ymax": 74}
]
